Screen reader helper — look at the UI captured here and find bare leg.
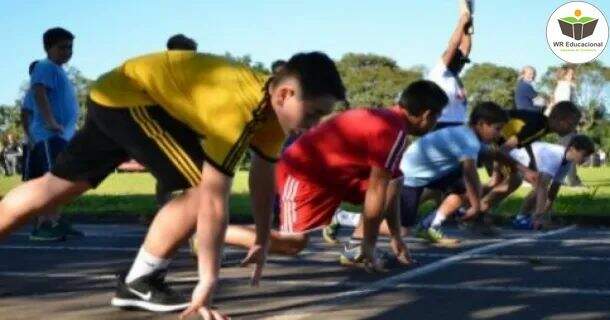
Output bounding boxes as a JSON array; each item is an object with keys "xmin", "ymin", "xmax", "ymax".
[
  {"xmin": 520, "ymin": 190, "xmax": 537, "ymax": 214},
  {"xmin": 0, "ymin": 173, "xmax": 90, "ymax": 241},
  {"xmin": 481, "ymin": 172, "xmax": 522, "ymax": 212},
  {"xmin": 141, "ymin": 188, "xmax": 200, "ymax": 259},
  {"xmin": 352, "ymin": 178, "xmax": 408, "ymax": 238},
  {"xmin": 225, "ymin": 225, "xmax": 308, "ymax": 256}
]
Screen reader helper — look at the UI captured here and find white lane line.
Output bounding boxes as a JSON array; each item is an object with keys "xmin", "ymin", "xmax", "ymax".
[
  {"xmin": 277, "ymin": 225, "xmax": 577, "ymax": 318},
  {"xmin": 397, "ymin": 283, "xmax": 610, "ymax": 296}
]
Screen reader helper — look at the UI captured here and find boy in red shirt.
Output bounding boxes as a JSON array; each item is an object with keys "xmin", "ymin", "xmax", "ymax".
[{"xmin": 227, "ymin": 80, "xmax": 448, "ymax": 268}]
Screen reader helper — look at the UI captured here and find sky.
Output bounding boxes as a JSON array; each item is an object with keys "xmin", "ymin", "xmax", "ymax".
[{"xmin": 0, "ymin": 0, "xmax": 608, "ymax": 105}]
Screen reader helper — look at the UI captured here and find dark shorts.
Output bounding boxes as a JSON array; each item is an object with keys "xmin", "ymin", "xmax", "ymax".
[
  {"xmin": 52, "ymin": 98, "xmax": 205, "ymax": 192},
  {"xmin": 432, "ymin": 122, "xmax": 464, "ymax": 131},
  {"xmin": 400, "ymin": 167, "xmax": 466, "ymax": 227},
  {"xmin": 24, "ymin": 136, "xmax": 68, "ymax": 181}
]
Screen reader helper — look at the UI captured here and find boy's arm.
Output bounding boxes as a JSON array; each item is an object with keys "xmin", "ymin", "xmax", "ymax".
[
  {"xmin": 483, "ymin": 147, "xmax": 539, "ymax": 184},
  {"xmin": 186, "ymin": 162, "xmax": 232, "ymax": 318},
  {"xmin": 361, "ymin": 166, "xmax": 392, "ymax": 269},
  {"xmin": 442, "ymin": 14, "xmax": 471, "ymax": 66},
  {"xmin": 462, "ymin": 158, "xmax": 482, "ymax": 217},
  {"xmin": 32, "ymin": 84, "xmax": 63, "ymax": 133},
  {"xmin": 239, "ymin": 151, "xmax": 275, "ymax": 284},
  {"xmin": 534, "ymin": 173, "xmax": 552, "ymax": 218},
  {"xmin": 20, "ymin": 110, "xmax": 30, "ymax": 141},
  {"xmin": 544, "ymin": 181, "xmax": 562, "ymax": 213}
]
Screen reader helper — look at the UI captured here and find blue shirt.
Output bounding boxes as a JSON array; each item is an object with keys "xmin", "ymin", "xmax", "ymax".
[
  {"xmin": 27, "ymin": 59, "xmax": 78, "ymax": 144},
  {"xmin": 515, "ymin": 79, "xmax": 538, "ymax": 112},
  {"xmin": 401, "ymin": 125, "xmax": 481, "ymax": 187}
]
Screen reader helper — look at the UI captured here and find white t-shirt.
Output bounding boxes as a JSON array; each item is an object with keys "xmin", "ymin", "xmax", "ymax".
[
  {"xmin": 427, "ymin": 60, "xmax": 467, "ymax": 123},
  {"xmin": 554, "ymin": 80, "xmax": 574, "ymax": 103},
  {"xmin": 510, "ymin": 142, "xmax": 570, "ymax": 183}
]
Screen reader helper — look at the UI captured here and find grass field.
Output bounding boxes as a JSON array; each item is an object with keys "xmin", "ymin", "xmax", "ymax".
[{"xmin": 0, "ymin": 167, "xmax": 609, "ymax": 223}]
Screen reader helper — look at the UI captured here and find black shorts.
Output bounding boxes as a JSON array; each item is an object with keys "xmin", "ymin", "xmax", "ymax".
[
  {"xmin": 399, "ymin": 167, "xmax": 466, "ymax": 227},
  {"xmin": 24, "ymin": 136, "xmax": 68, "ymax": 181},
  {"xmin": 52, "ymin": 98, "xmax": 205, "ymax": 192},
  {"xmin": 432, "ymin": 122, "xmax": 463, "ymax": 131}
]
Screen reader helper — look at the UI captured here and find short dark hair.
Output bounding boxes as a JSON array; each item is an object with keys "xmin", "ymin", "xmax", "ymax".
[
  {"xmin": 270, "ymin": 52, "xmax": 346, "ymax": 102},
  {"xmin": 166, "ymin": 34, "xmax": 197, "ymax": 51},
  {"xmin": 398, "ymin": 80, "xmax": 448, "ymax": 116},
  {"xmin": 28, "ymin": 60, "xmax": 39, "ymax": 75},
  {"xmin": 469, "ymin": 102, "xmax": 509, "ymax": 126},
  {"xmin": 271, "ymin": 60, "xmax": 287, "ymax": 74},
  {"xmin": 568, "ymin": 134, "xmax": 595, "ymax": 156},
  {"xmin": 548, "ymin": 101, "xmax": 582, "ymax": 125},
  {"xmin": 43, "ymin": 27, "xmax": 74, "ymax": 51}
]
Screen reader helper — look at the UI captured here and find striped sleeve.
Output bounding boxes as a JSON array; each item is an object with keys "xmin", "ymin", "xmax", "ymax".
[{"xmin": 369, "ymin": 127, "xmax": 408, "ymax": 173}]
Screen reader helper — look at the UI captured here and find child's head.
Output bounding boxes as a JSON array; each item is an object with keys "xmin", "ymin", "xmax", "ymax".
[
  {"xmin": 397, "ymin": 80, "xmax": 448, "ymax": 136},
  {"xmin": 28, "ymin": 60, "xmax": 39, "ymax": 76},
  {"xmin": 548, "ymin": 101, "xmax": 581, "ymax": 136},
  {"xmin": 519, "ymin": 66, "xmax": 536, "ymax": 82},
  {"xmin": 271, "ymin": 60, "xmax": 287, "ymax": 74},
  {"xmin": 268, "ymin": 52, "xmax": 345, "ymax": 134},
  {"xmin": 43, "ymin": 27, "xmax": 74, "ymax": 65},
  {"xmin": 566, "ymin": 135, "xmax": 595, "ymax": 165},
  {"xmin": 469, "ymin": 102, "xmax": 508, "ymax": 143},
  {"xmin": 166, "ymin": 34, "xmax": 197, "ymax": 51},
  {"xmin": 556, "ymin": 66, "xmax": 575, "ymax": 81}
]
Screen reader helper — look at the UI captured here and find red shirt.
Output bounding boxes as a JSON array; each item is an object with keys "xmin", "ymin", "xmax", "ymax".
[{"xmin": 280, "ymin": 106, "xmax": 409, "ymax": 190}]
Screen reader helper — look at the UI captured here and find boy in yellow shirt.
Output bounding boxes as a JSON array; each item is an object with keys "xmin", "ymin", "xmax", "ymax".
[{"xmin": 0, "ymin": 51, "xmax": 345, "ymax": 318}]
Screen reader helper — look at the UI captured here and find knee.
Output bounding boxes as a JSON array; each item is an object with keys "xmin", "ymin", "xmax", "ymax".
[{"xmin": 282, "ymin": 234, "xmax": 309, "ymax": 256}]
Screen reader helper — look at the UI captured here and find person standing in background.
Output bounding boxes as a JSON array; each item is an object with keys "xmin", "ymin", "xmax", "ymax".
[
  {"xmin": 27, "ymin": 27, "xmax": 82, "ymax": 241},
  {"xmin": 553, "ymin": 66, "xmax": 583, "ymax": 187},
  {"xmin": 515, "ymin": 66, "xmax": 546, "ymax": 112}
]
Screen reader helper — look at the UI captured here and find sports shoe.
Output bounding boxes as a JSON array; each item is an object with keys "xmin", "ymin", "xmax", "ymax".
[
  {"xmin": 322, "ymin": 216, "xmax": 340, "ymax": 244},
  {"xmin": 29, "ymin": 221, "xmax": 66, "ymax": 241},
  {"xmin": 111, "ymin": 271, "xmax": 189, "ymax": 312},
  {"xmin": 57, "ymin": 217, "xmax": 85, "ymax": 238},
  {"xmin": 339, "ymin": 242, "xmax": 393, "ymax": 268},
  {"xmin": 416, "ymin": 227, "xmax": 460, "ymax": 247}
]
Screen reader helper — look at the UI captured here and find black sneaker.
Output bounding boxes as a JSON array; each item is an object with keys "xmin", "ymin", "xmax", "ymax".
[{"xmin": 110, "ymin": 271, "xmax": 189, "ymax": 312}]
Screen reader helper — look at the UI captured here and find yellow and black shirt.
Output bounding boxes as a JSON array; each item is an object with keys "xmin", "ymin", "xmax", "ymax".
[
  {"xmin": 500, "ymin": 110, "xmax": 549, "ymax": 148},
  {"xmin": 89, "ymin": 51, "xmax": 285, "ymax": 175}
]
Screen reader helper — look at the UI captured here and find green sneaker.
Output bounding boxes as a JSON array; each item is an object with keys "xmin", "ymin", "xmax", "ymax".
[
  {"xmin": 29, "ymin": 221, "xmax": 66, "ymax": 242},
  {"xmin": 322, "ymin": 217, "xmax": 340, "ymax": 244},
  {"xmin": 416, "ymin": 227, "xmax": 460, "ymax": 247},
  {"xmin": 57, "ymin": 218, "xmax": 85, "ymax": 238}
]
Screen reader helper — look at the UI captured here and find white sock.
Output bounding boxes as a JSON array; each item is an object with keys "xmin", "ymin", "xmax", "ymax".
[
  {"xmin": 430, "ymin": 211, "xmax": 447, "ymax": 228},
  {"xmin": 125, "ymin": 248, "xmax": 171, "ymax": 284},
  {"xmin": 335, "ymin": 209, "xmax": 361, "ymax": 227}
]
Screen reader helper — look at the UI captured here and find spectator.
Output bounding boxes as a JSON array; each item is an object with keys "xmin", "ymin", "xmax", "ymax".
[
  {"xmin": 515, "ymin": 66, "xmax": 545, "ymax": 112},
  {"xmin": 27, "ymin": 27, "xmax": 82, "ymax": 241},
  {"xmin": 553, "ymin": 66, "xmax": 576, "ymax": 106},
  {"xmin": 21, "ymin": 60, "xmax": 38, "ymax": 181},
  {"xmin": 166, "ymin": 34, "xmax": 197, "ymax": 51},
  {"xmin": 2, "ymin": 134, "xmax": 22, "ymax": 176},
  {"xmin": 554, "ymin": 66, "xmax": 582, "ymax": 187}
]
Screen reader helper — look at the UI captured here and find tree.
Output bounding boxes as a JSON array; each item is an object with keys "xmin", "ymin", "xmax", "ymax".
[
  {"xmin": 65, "ymin": 66, "xmax": 93, "ymax": 127},
  {"xmin": 337, "ymin": 53, "xmax": 423, "ymax": 107},
  {"xmin": 223, "ymin": 52, "xmax": 269, "ymax": 75},
  {"xmin": 462, "ymin": 63, "xmax": 519, "ymax": 109}
]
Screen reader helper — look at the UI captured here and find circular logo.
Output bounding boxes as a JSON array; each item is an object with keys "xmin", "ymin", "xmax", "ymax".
[{"xmin": 546, "ymin": 1, "xmax": 608, "ymax": 64}]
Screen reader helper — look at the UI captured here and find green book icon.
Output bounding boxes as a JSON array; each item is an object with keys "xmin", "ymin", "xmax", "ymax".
[{"xmin": 558, "ymin": 15, "xmax": 598, "ymax": 40}]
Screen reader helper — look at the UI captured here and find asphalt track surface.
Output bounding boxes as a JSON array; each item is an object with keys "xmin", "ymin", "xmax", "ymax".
[{"xmin": 1, "ymin": 223, "xmax": 610, "ymax": 319}]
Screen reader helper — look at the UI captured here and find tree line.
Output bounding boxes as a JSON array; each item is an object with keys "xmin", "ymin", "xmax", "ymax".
[{"xmin": 1, "ymin": 52, "xmax": 608, "ymax": 151}]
